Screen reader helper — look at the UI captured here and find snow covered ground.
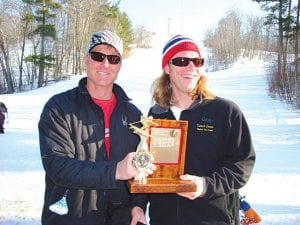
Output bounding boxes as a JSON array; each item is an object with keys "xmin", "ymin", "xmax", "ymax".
[{"xmin": 0, "ymin": 48, "xmax": 300, "ymax": 224}]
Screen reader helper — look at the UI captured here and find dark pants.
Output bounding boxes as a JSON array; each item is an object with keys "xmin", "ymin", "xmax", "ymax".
[
  {"xmin": 42, "ymin": 205, "xmax": 131, "ymax": 225},
  {"xmin": 0, "ymin": 112, "xmax": 5, "ymax": 133}
]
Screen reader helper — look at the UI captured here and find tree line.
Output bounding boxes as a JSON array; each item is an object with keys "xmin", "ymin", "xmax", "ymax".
[
  {"xmin": 0, "ymin": 0, "xmax": 152, "ymax": 93},
  {"xmin": 204, "ymin": 0, "xmax": 300, "ymax": 108},
  {"xmin": 1, "ymin": 0, "xmax": 300, "ymax": 108}
]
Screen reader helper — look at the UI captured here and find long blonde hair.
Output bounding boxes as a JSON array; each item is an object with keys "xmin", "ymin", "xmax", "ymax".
[{"xmin": 151, "ymin": 72, "xmax": 215, "ymax": 109}]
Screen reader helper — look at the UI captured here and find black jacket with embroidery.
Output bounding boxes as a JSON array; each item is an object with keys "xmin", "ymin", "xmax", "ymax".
[
  {"xmin": 147, "ymin": 96, "xmax": 256, "ymax": 225},
  {"xmin": 39, "ymin": 77, "xmax": 143, "ymax": 225}
]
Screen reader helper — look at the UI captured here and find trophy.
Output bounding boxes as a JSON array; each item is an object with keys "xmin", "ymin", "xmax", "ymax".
[
  {"xmin": 129, "ymin": 116, "xmax": 157, "ymax": 184},
  {"xmin": 127, "ymin": 116, "xmax": 196, "ymax": 193}
]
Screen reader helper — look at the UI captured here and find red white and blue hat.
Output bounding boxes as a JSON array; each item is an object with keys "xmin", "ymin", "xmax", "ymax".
[
  {"xmin": 162, "ymin": 35, "xmax": 201, "ymax": 69},
  {"xmin": 87, "ymin": 30, "xmax": 123, "ymax": 56}
]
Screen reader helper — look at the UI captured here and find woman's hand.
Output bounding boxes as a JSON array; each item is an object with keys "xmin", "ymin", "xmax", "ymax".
[{"xmin": 176, "ymin": 174, "xmax": 206, "ymax": 200}]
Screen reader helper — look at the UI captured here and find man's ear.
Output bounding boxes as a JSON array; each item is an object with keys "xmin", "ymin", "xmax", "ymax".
[{"xmin": 83, "ymin": 55, "xmax": 88, "ymax": 68}]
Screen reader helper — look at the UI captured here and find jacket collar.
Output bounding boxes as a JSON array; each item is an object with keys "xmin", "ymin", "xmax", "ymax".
[{"xmin": 151, "ymin": 95, "xmax": 203, "ymax": 114}]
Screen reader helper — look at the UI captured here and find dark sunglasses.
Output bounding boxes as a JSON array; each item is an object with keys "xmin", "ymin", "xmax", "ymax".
[
  {"xmin": 89, "ymin": 52, "xmax": 121, "ymax": 64},
  {"xmin": 169, "ymin": 57, "xmax": 204, "ymax": 67}
]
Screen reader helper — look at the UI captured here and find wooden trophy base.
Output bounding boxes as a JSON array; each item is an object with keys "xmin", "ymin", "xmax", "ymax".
[
  {"xmin": 127, "ymin": 177, "xmax": 196, "ymax": 193},
  {"xmin": 128, "ymin": 118, "xmax": 195, "ymax": 193}
]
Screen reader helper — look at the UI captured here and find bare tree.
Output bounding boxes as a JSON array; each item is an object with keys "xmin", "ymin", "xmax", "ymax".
[
  {"xmin": 0, "ymin": 29, "xmax": 14, "ymax": 93},
  {"xmin": 134, "ymin": 25, "xmax": 153, "ymax": 48},
  {"xmin": 204, "ymin": 10, "xmax": 243, "ymax": 69},
  {"xmin": 0, "ymin": 1, "xmax": 20, "ymax": 93},
  {"xmin": 0, "ymin": 0, "xmax": 135, "ymax": 92},
  {"xmin": 242, "ymin": 15, "xmax": 263, "ymax": 58}
]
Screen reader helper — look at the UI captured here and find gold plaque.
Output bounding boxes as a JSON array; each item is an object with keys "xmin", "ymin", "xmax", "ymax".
[{"xmin": 127, "ymin": 117, "xmax": 196, "ymax": 193}]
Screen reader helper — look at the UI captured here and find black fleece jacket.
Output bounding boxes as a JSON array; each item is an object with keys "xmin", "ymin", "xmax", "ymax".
[
  {"xmin": 39, "ymin": 77, "xmax": 143, "ymax": 225},
  {"xmin": 146, "ymin": 96, "xmax": 256, "ymax": 225}
]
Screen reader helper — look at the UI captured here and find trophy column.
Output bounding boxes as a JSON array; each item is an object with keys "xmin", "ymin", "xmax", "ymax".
[{"xmin": 132, "ymin": 135, "xmax": 152, "ymax": 184}]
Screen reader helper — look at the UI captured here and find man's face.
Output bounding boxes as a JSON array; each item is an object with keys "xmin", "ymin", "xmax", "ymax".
[
  {"xmin": 84, "ymin": 44, "xmax": 121, "ymax": 92},
  {"xmin": 164, "ymin": 50, "xmax": 202, "ymax": 95}
]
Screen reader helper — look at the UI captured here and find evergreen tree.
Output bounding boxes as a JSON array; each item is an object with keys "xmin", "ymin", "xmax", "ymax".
[
  {"xmin": 253, "ymin": 0, "xmax": 299, "ymax": 103},
  {"xmin": 22, "ymin": 0, "xmax": 61, "ymax": 88}
]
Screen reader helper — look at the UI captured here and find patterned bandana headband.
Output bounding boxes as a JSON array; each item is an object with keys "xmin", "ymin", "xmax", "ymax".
[
  {"xmin": 87, "ymin": 30, "xmax": 123, "ymax": 56},
  {"xmin": 162, "ymin": 35, "xmax": 201, "ymax": 69}
]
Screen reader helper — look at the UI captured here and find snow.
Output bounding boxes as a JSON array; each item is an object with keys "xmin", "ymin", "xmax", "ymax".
[{"xmin": 0, "ymin": 48, "xmax": 300, "ymax": 224}]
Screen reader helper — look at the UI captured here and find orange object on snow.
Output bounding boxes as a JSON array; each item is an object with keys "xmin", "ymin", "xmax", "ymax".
[{"xmin": 240, "ymin": 196, "xmax": 262, "ymax": 225}]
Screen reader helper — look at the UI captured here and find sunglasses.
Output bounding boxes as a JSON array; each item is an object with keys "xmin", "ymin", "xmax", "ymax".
[
  {"xmin": 169, "ymin": 57, "xmax": 204, "ymax": 67},
  {"xmin": 89, "ymin": 52, "xmax": 121, "ymax": 64}
]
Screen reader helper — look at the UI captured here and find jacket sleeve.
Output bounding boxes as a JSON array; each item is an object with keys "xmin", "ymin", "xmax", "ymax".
[
  {"xmin": 203, "ymin": 108, "xmax": 256, "ymax": 199},
  {"xmin": 38, "ymin": 97, "xmax": 119, "ymax": 190}
]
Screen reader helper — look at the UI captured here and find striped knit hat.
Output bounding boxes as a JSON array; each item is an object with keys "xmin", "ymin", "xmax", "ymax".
[
  {"xmin": 162, "ymin": 35, "xmax": 201, "ymax": 69},
  {"xmin": 87, "ymin": 30, "xmax": 123, "ymax": 56}
]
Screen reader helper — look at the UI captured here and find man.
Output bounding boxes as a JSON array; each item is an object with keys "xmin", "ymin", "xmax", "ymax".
[
  {"xmin": 145, "ymin": 35, "xmax": 256, "ymax": 225},
  {"xmin": 39, "ymin": 30, "xmax": 153, "ymax": 225}
]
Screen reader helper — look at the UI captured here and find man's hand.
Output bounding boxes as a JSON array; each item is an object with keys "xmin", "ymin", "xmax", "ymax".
[
  {"xmin": 176, "ymin": 174, "xmax": 206, "ymax": 200},
  {"xmin": 115, "ymin": 152, "xmax": 156, "ymax": 180},
  {"xmin": 130, "ymin": 206, "xmax": 147, "ymax": 225},
  {"xmin": 115, "ymin": 152, "xmax": 137, "ymax": 180}
]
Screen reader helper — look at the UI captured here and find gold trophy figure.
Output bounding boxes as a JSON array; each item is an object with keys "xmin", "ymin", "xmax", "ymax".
[{"xmin": 129, "ymin": 116, "xmax": 157, "ymax": 184}]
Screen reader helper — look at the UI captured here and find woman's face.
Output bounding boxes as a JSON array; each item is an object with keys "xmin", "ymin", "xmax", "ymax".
[{"xmin": 164, "ymin": 50, "xmax": 203, "ymax": 96}]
